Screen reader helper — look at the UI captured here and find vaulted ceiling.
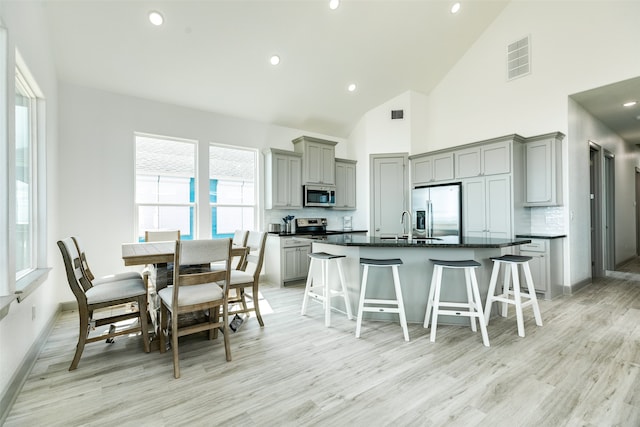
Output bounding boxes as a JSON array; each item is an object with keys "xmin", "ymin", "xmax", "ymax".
[{"xmin": 42, "ymin": 0, "xmax": 510, "ymax": 137}]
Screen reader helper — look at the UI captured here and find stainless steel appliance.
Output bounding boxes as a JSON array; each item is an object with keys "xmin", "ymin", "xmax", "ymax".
[
  {"xmin": 412, "ymin": 182, "xmax": 462, "ymax": 238},
  {"xmin": 295, "ymin": 217, "xmax": 328, "ymax": 234},
  {"xmin": 303, "ymin": 185, "xmax": 336, "ymax": 207}
]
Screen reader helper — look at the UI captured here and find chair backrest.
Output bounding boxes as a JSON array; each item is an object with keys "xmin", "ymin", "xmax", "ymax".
[
  {"xmin": 242, "ymin": 231, "xmax": 267, "ymax": 281},
  {"xmin": 70, "ymin": 236, "xmax": 96, "ymax": 282},
  {"xmin": 58, "ymin": 237, "xmax": 93, "ymax": 302},
  {"xmin": 232, "ymin": 230, "xmax": 249, "ymax": 247},
  {"xmin": 171, "ymin": 238, "xmax": 232, "ymax": 308},
  {"xmin": 145, "ymin": 230, "xmax": 180, "ymax": 242}
]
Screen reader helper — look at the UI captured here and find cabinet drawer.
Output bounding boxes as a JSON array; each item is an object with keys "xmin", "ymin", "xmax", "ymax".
[
  {"xmin": 520, "ymin": 239, "xmax": 546, "ymax": 252},
  {"xmin": 282, "ymin": 238, "xmax": 311, "ymax": 248}
]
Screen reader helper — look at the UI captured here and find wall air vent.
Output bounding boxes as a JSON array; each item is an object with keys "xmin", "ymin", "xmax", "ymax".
[
  {"xmin": 391, "ymin": 110, "xmax": 404, "ymax": 120},
  {"xmin": 507, "ymin": 35, "xmax": 530, "ymax": 81}
]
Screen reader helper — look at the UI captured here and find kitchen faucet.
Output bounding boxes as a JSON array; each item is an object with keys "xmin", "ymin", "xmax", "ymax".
[{"xmin": 401, "ymin": 210, "xmax": 413, "ymax": 242}]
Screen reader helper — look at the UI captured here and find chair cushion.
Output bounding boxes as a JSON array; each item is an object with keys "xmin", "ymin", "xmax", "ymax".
[
  {"xmin": 85, "ymin": 278, "xmax": 146, "ymax": 304},
  {"xmin": 228, "ymin": 270, "xmax": 254, "ymax": 286},
  {"xmin": 158, "ymin": 283, "xmax": 224, "ymax": 308},
  {"xmin": 92, "ymin": 271, "xmax": 142, "ymax": 286}
]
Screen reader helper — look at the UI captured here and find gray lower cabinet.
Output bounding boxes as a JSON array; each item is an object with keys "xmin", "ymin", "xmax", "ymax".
[
  {"xmin": 518, "ymin": 238, "xmax": 564, "ymax": 300},
  {"xmin": 263, "ymin": 234, "xmax": 311, "ymax": 287}
]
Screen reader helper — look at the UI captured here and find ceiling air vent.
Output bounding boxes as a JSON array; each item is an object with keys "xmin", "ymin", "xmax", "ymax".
[
  {"xmin": 507, "ymin": 35, "xmax": 530, "ymax": 81},
  {"xmin": 391, "ymin": 110, "xmax": 404, "ymax": 120}
]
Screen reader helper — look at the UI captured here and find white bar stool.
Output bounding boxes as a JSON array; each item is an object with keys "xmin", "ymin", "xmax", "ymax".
[
  {"xmin": 356, "ymin": 258, "xmax": 409, "ymax": 341},
  {"xmin": 301, "ymin": 252, "xmax": 353, "ymax": 327},
  {"xmin": 424, "ymin": 259, "xmax": 489, "ymax": 347},
  {"xmin": 484, "ymin": 254, "xmax": 542, "ymax": 337}
]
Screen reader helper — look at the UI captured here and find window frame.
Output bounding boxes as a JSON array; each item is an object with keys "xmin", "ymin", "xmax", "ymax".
[
  {"xmin": 208, "ymin": 143, "xmax": 258, "ymax": 238},
  {"xmin": 134, "ymin": 133, "xmax": 198, "ymax": 241}
]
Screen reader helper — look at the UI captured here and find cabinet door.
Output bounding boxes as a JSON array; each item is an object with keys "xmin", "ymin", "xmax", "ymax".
[
  {"xmin": 335, "ymin": 161, "xmax": 356, "ymax": 209},
  {"xmin": 412, "ymin": 156, "xmax": 433, "ymax": 185},
  {"xmin": 298, "ymin": 245, "xmax": 311, "ymax": 277},
  {"xmin": 272, "ymin": 154, "xmax": 290, "ymax": 208},
  {"xmin": 288, "ymin": 156, "xmax": 303, "ymax": 208},
  {"xmin": 320, "ymin": 145, "xmax": 335, "ymax": 184},
  {"xmin": 432, "ymin": 153, "xmax": 454, "ymax": 181},
  {"xmin": 455, "ymin": 148, "xmax": 481, "ymax": 179},
  {"xmin": 463, "ymin": 178, "xmax": 486, "ymax": 236},
  {"xmin": 304, "ymin": 143, "xmax": 322, "ymax": 184},
  {"xmin": 525, "ymin": 140, "xmax": 552, "ymax": 204},
  {"xmin": 482, "ymin": 141, "xmax": 511, "ymax": 176},
  {"xmin": 282, "ymin": 247, "xmax": 298, "ymax": 281},
  {"xmin": 520, "ymin": 252, "xmax": 547, "ymax": 292},
  {"xmin": 485, "ymin": 175, "xmax": 511, "ymax": 238}
]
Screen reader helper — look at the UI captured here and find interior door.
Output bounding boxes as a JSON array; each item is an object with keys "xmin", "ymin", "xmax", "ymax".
[{"xmin": 371, "ymin": 154, "xmax": 407, "ymax": 237}]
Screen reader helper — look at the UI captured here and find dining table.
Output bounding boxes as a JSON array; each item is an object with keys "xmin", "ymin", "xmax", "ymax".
[{"xmin": 121, "ymin": 239, "xmax": 248, "ymax": 349}]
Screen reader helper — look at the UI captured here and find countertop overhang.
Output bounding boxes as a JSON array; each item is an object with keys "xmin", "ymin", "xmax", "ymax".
[{"xmin": 296, "ymin": 234, "xmax": 531, "ymax": 248}]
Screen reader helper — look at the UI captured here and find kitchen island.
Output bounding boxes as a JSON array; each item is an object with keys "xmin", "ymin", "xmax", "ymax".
[{"xmin": 301, "ymin": 234, "xmax": 531, "ymax": 325}]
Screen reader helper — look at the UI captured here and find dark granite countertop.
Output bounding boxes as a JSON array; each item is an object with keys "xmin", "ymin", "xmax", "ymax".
[
  {"xmin": 295, "ymin": 234, "xmax": 531, "ymax": 248},
  {"xmin": 515, "ymin": 234, "xmax": 566, "ymax": 239}
]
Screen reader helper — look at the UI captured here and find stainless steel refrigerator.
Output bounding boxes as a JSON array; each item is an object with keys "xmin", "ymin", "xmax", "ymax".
[{"xmin": 412, "ymin": 182, "xmax": 462, "ymax": 238}]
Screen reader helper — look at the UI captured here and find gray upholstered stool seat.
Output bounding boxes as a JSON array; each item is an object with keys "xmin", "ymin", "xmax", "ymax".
[
  {"xmin": 484, "ymin": 254, "xmax": 542, "ymax": 337},
  {"xmin": 424, "ymin": 258, "xmax": 489, "ymax": 347},
  {"xmin": 356, "ymin": 258, "xmax": 409, "ymax": 341},
  {"xmin": 301, "ymin": 252, "xmax": 353, "ymax": 327}
]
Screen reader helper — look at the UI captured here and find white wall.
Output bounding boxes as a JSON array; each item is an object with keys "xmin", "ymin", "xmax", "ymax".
[{"xmin": 0, "ymin": 0, "xmax": 60, "ymax": 406}]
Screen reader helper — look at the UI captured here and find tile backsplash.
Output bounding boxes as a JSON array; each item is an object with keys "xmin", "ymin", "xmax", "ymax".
[
  {"xmin": 529, "ymin": 206, "xmax": 565, "ymax": 234},
  {"xmin": 264, "ymin": 208, "xmax": 360, "ymax": 232}
]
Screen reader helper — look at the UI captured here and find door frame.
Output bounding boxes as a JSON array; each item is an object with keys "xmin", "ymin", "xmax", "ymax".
[{"xmin": 589, "ymin": 141, "xmax": 603, "ymax": 278}]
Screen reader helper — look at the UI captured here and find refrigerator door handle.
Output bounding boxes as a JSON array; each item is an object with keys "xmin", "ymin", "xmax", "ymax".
[{"xmin": 426, "ymin": 201, "xmax": 433, "ymax": 238}]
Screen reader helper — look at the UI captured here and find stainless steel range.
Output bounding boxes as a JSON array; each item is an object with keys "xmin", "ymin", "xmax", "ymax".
[{"xmin": 295, "ymin": 218, "xmax": 327, "ymax": 235}]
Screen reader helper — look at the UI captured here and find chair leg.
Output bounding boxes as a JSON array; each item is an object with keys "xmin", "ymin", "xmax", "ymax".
[
  {"xmin": 500, "ymin": 263, "xmax": 512, "ymax": 318},
  {"xmin": 424, "ymin": 266, "xmax": 439, "ymax": 328},
  {"xmin": 336, "ymin": 258, "xmax": 354, "ymax": 320},
  {"xmin": 323, "ymin": 260, "xmax": 331, "ymax": 328},
  {"xmin": 430, "ymin": 266, "xmax": 443, "ymax": 343},
  {"xmin": 391, "ymin": 265, "xmax": 409, "ymax": 342},
  {"xmin": 468, "ymin": 269, "xmax": 490, "ymax": 347},
  {"xmin": 522, "ymin": 263, "xmax": 543, "ymax": 327},
  {"xmin": 159, "ymin": 304, "xmax": 168, "ymax": 353},
  {"xmin": 301, "ymin": 258, "xmax": 315, "ymax": 315},
  {"xmin": 355, "ymin": 265, "xmax": 369, "ymax": 338},
  {"xmin": 464, "ymin": 268, "xmax": 478, "ymax": 332},
  {"xmin": 171, "ymin": 309, "xmax": 180, "ymax": 378},
  {"xmin": 69, "ymin": 307, "xmax": 90, "ymax": 371},
  {"xmin": 512, "ymin": 264, "xmax": 525, "ymax": 338},
  {"xmin": 221, "ymin": 303, "xmax": 232, "ymax": 362},
  {"xmin": 138, "ymin": 295, "xmax": 150, "ymax": 353},
  {"xmin": 484, "ymin": 260, "xmax": 501, "ymax": 325},
  {"xmin": 252, "ymin": 282, "xmax": 264, "ymax": 326}
]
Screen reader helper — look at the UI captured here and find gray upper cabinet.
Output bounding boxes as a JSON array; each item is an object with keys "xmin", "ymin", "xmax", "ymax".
[
  {"xmin": 292, "ymin": 136, "xmax": 337, "ymax": 185},
  {"xmin": 455, "ymin": 140, "xmax": 511, "ymax": 178},
  {"xmin": 523, "ymin": 132, "xmax": 564, "ymax": 207},
  {"xmin": 410, "ymin": 152, "xmax": 454, "ymax": 185},
  {"xmin": 264, "ymin": 148, "xmax": 303, "ymax": 209},
  {"xmin": 334, "ymin": 158, "xmax": 356, "ymax": 210}
]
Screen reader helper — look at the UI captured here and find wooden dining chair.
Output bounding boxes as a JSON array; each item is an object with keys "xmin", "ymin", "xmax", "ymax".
[
  {"xmin": 144, "ymin": 229, "xmax": 181, "ymax": 242},
  {"xmin": 72, "ymin": 236, "xmax": 141, "ymax": 284},
  {"xmin": 57, "ymin": 237, "xmax": 150, "ymax": 371},
  {"xmin": 158, "ymin": 238, "xmax": 233, "ymax": 378},
  {"xmin": 231, "ymin": 230, "xmax": 249, "ymax": 269},
  {"xmin": 227, "ymin": 231, "xmax": 268, "ymax": 326}
]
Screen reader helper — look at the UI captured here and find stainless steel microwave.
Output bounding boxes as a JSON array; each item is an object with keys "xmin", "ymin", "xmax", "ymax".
[{"xmin": 303, "ymin": 185, "xmax": 336, "ymax": 207}]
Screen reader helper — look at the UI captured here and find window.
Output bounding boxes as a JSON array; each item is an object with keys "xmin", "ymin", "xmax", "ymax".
[
  {"xmin": 209, "ymin": 144, "xmax": 257, "ymax": 238},
  {"xmin": 15, "ymin": 62, "xmax": 38, "ymax": 279},
  {"xmin": 135, "ymin": 135, "xmax": 196, "ymax": 241}
]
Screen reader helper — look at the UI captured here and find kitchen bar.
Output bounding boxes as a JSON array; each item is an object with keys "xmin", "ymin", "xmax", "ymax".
[{"xmin": 301, "ymin": 234, "xmax": 532, "ymax": 325}]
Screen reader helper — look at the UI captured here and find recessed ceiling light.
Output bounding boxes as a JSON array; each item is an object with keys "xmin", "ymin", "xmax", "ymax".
[
  {"xmin": 149, "ymin": 11, "xmax": 164, "ymax": 26},
  {"xmin": 329, "ymin": 0, "xmax": 340, "ymax": 10},
  {"xmin": 451, "ymin": 2, "xmax": 461, "ymax": 14},
  {"xmin": 270, "ymin": 55, "xmax": 280, "ymax": 65},
  {"xmin": 623, "ymin": 100, "xmax": 638, "ymax": 107},
  {"xmin": 347, "ymin": 83, "xmax": 357, "ymax": 92}
]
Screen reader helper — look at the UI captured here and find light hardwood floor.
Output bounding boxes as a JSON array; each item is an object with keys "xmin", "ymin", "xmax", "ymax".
[{"xmin": 5, "ymin": 271, "xmax": 640, "ymax": 426}]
